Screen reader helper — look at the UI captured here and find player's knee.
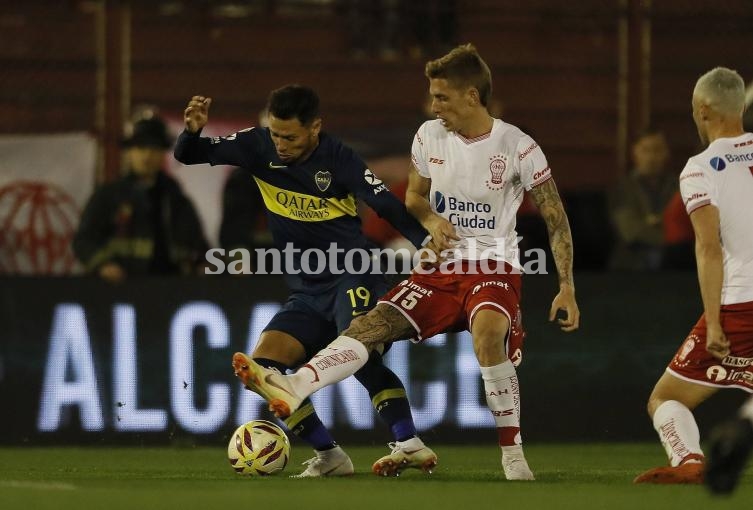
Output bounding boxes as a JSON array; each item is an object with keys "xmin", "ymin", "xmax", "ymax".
[
  {"xmin": 647, "ymin": 392, "xmax": 666, "ymax": 418},
  {"xmin": 472, "ymin": 324, "xmax": 508, "ymax": 358},
  {"xmin": 472, "ymin": 334, "xmax": 508, "ymax": 366},
  {"xmin": 471, "ymin": 311, "xmax": 510, "ymax": 341}
]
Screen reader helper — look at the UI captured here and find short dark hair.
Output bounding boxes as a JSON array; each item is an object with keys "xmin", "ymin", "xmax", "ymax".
[
  {"xmin": 267, "ymin": 85, "xmax": 320, "ymax": 126},
  {"xmin": 425, "ymin": 44, "xmax": 492, "ymax": 107}
]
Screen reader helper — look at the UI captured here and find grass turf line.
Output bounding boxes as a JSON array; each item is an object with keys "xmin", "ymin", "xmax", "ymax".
[{"xmin": 0, "ymin": 443, "xmax": 751, "ymax": 510}]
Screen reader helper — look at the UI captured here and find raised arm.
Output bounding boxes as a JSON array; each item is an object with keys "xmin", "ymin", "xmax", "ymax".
[
  {"xmin": 174, "ymin": 95, "xmax": 255, "ymax": 168},
  {"xmin": 528, "ymin": 179, "xmax": 580, "ymax": 331},
  {"xmin": 689, "ymin": 204, "xmax": 728, "ymax": 359}
]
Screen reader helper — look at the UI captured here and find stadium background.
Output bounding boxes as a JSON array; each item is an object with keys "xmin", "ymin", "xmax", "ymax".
[{"xmin": 1, "ymin": 0, "xmax": 753, "ymax": 446}]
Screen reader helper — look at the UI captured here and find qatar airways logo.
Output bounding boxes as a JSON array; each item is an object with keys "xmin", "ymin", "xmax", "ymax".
[{"xmin": 435, "ymin": 191, "xmax": 495, "ymax": 229}]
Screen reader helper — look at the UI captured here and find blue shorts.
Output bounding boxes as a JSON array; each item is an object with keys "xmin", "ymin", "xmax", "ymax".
[{"xmin": 264, "ymin": 272, "xmax": 390, "ymax": 358}]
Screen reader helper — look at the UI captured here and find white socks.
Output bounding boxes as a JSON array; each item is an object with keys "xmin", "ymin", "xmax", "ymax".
[
  {"xmin": 652, "ymin": 400, "xmax": 703, "ymax": 466},
  {"xmin": 288, "ymin": 336, "xmax": 369, "ymax": 399},
  {"xmin": 480, "ymin": 360, "xmax": 522, "ymax": 446}
]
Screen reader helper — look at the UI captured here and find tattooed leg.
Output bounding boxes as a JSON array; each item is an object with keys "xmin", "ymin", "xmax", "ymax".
[{"xmin": 343, "ymin": 303, "xmax": 416, "ymax": 349}]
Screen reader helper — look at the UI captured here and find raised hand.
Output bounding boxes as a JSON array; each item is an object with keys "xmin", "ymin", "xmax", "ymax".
[{"xmin": 184, "ymin": 95, "xmax": 212, "ymax": 133}]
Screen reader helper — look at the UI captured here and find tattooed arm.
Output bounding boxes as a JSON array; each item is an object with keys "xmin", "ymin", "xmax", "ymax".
[{"xmin": 528, "ymin": 179, "xmax": 580, "ymax": 331}]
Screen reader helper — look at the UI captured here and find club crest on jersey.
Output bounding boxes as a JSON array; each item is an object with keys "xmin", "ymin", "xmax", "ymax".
[
  {"xmin": 486, "ymin": 154, "xmax": 507, "ymax": 190},
  {"xmin": 315, "ymin": 171, "xmax": 332, "ymax": 192}
]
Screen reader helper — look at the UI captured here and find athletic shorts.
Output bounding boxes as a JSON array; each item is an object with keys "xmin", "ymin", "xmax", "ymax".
[
  {"xmin": 264, "ymin": 272, "xmax": 390, "ymax": 358},
  {"xmin": 378, "ymin": 260, "xmax": 525, "ymax": 366},
  {"xmin": 667, "ymin": 301, "xmax": 753, "ymax": 392}
]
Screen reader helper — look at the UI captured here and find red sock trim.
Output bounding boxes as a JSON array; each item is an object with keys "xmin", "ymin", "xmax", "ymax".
[{"xmin": 498, "ymin": 427, "xmax": 520, "ymax": 447}]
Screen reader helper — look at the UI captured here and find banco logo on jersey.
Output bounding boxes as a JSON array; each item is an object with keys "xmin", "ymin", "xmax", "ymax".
[
  {"xmin": 723, "ymin": 152, "xmax": 753, "ymax": 164},
  {"xmin": 434, "ymin": 191, "xmax": 496, "ymax": 229},
  {"xmin": 710, "ymin": 157, "xmax": 726, "ymax": 171}
]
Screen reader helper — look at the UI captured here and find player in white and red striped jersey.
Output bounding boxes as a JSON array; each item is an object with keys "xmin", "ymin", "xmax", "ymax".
[
  {"xmin": 233, "ymin": 44, "xmax": 580, "ymax": 480},
  {"xmin": 633, "ymin": 67, "xmax": 753, "ymax": 488}
]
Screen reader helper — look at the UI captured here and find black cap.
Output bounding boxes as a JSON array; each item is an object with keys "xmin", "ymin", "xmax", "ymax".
[{"xmin": 122, "ymin": 117, "xmax": 173, "ymax": 149}]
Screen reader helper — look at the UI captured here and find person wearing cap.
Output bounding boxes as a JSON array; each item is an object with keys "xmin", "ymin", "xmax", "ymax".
[{"xmin": 73, "ymin": 115, "xmax": 209, "ymax": 283}]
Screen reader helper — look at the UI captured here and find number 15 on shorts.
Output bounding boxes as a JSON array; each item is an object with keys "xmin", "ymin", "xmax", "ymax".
[{"xmin": 389, "ymin": 286, "xmax": 425, "ymax": 310}]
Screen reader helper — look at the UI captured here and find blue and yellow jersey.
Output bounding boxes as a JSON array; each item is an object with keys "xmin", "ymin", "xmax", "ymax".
[{"xmin": 174, "ymin": 127, "xmax": 427, "ymax": 285}]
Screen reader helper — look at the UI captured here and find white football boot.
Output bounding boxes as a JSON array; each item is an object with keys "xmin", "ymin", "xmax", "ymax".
[
  {"xmin": 291, "ymin": 446, "xmax": 354, "ymax": 478},
  {"xmin": 501, "ymin": 445, "xmax": 535, "ymax": 480},
  {"xmin": 372, "ymin": 437, "xmax": 438, "ymax": 476}
]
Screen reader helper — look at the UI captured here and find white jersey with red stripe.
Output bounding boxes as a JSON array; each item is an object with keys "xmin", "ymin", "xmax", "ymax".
[
  {"xmin": 679, "ymin": 132, "xmax": 753, "ymax": 304},
  {"xmin": 411, "ymin": 118, "xmax": 551, "ymax": 267}
]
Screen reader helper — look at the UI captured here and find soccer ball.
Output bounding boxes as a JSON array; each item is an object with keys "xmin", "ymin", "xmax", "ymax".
[{"xmin": 227, "ymin": 420, "xmax": 291, "ymax": 475}]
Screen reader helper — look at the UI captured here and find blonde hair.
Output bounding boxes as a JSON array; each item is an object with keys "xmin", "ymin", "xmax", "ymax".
[
  {"xmin": 425, "ymin": 44, "xmax": 492, "ymax": 106},
  {"xmin": 693, "ymin": 67, "xmax": 746, "ymax": 116}
]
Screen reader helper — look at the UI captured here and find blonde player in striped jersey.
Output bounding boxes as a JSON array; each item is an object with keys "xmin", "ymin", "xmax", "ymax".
[{"xmin": 233, "ymin": 44, "xmax": 580, "ymax": 480}]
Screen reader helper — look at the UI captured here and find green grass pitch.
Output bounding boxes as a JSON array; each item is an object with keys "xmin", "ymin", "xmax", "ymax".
[{"xmin": 1, "ymin": 443, "xmax": 751, "ymax": 510}]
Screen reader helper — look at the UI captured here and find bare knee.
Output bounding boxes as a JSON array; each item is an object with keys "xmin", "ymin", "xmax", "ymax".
[
  {"xmin": 647, "ymin": 392, "xmax": 665, "ymax": 418},
  {"xmin": 471, "ymin": 311, "xmax": 510, "ymax": 366},
  {"xmin": 646, "ymin": 373, "xmax": 716, "ymax": 418}
]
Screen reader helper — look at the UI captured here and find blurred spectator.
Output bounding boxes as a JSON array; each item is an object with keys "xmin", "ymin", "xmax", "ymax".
[
  {"xmin": 218, "ymin": 108, "xmax": 271, "ymax": 272},
  {"xmin": 73, "ymin": 114, "xmax": 209, "ymax": 283},
  {"xmin": 405, "ymin": 0, "xmax": 457, "ymax": 59},
  {"xmin": 345, "ymin": 0, "xmax": 457, "ymax": 61},
  {"xmin": 661, "ymin": 190, "xmax": 695, "ymax": 270},
  {"xmin": 219, "ymin": 167, "xmax": 268, "ymax": 272},
  {"xmin": 347, "ymin": 0, "xmax": 401, "ymax": 60},
  {"xmin": 608, "ymin": 129, "xmax": 675, "ymax": 271}
]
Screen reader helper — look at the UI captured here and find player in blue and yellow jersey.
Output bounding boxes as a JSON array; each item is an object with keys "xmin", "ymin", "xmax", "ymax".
[{"xmin": 175, "ymin": 85, "xmax": 438, "ymax": 477}]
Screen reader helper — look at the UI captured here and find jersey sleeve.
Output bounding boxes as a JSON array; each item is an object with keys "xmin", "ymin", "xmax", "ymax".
[
  {"xmin": 411, "ymin": 123, "xmax": 430, "ymax": 178},
  {"xmin": 336, "ymin": 145, "xmax": 429, "ymax": 249},
  {"xmin": 516, "ymin": 134, "xmax": 551, "ymax": 190},
  {"xmin": 173, "ymin": 127, "xmax": 259, "ymax": 168},
  {"xmin": 679, "ymin": 162, "xmax": 714, "ymax": 214}
]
